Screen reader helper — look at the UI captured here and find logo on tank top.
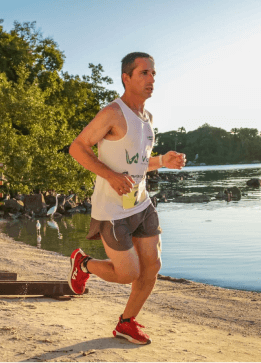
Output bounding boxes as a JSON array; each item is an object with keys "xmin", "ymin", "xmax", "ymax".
[{"xmin": 125, "ymin": 150, "xmax": 139, "ymax": 164}]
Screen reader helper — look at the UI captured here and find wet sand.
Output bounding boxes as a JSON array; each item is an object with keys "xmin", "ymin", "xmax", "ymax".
[{"xmin": 0, "ymin": 232, "xmax": 260, "ymax": 362}]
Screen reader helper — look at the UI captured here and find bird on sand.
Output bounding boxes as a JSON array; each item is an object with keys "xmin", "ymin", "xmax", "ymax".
[{"xmin": 47, "ymin": 194, "xmax": 60, "ymax": 218}]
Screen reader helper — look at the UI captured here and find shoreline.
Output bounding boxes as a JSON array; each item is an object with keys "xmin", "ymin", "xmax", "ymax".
[
  {"xmin": 159, "ymin": 161, "xmax": 261, "ymax": 168},
  {"xmin": 1, "ymin": 218, "xmax": 259, "ymax": 295},
  {"xmin": 0, "ymin": 232, "xmax": 261, "ymax": 362},
  {"xmin": 157, "ymin": 274, "xmax": 261, "ymax": 295}
]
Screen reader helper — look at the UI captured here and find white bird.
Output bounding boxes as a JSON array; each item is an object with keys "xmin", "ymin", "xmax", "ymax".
[
  {"xmin": 36, "ymin": 220, "xmax": 41, "ymax": 233},
  {"xmin": 47, "ymin": 194, "xmax": 60, "ymax": 218},
  {"xmin": 65, "ymin": 194, "xmax": 74, "ymax": 202}
]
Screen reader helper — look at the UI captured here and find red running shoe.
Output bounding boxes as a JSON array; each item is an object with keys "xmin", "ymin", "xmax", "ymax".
[
  {"xmin": 68, "ymin": 248, "xmax": 90, "ymax": 294},
  {"xmin": 113, "ymin": 315, "xmax": 151, "ymax": 345}
]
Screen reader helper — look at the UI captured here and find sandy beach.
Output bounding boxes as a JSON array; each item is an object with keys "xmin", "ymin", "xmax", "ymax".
[{"xmin": 0, "ymin": 230, "xmax": 260, "ymax": 362}]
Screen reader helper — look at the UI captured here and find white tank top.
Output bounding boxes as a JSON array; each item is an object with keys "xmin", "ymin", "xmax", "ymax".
[{"xmin": 91, "ymin": 98, "xmax": 154, "ymax": 221}]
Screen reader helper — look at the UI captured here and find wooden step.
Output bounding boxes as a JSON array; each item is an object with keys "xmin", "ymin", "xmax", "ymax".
[
  {"xmin": 0, "ymin": 272, "xmax": 17, "ymax": 281},
  {"xmin": 0, "ymin": 281, "xmax": 88, "ymax": 297}
]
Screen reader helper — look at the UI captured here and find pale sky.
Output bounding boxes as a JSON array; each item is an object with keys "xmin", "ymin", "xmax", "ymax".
[{"xmin": 2, "ymin": 0, "xmax": 261, "ymax": 133}]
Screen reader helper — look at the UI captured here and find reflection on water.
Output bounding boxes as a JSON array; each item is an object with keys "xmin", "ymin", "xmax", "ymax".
[
  {"xmin": 2, "ymin": 214, "xmax": 107, "ymax": 260},
  {"xmin": 47, "ymin": 220, "xmax": 63, "ymax": 239},
  {"xmin": 36, "ymin": 220, "xmax": 42, "ymax": 248},
  {"xmin": 1, "ymin": 164, "xmax": 261, "ymax": 291},
  {"xmin": 37, "ymin": 234, "xmax": 42, "ymax": 249}
]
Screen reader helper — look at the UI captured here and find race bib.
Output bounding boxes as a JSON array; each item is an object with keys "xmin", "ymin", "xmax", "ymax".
[{"xmin": 123, "ymin": 184, "xmax": 146, "ymax": 210}]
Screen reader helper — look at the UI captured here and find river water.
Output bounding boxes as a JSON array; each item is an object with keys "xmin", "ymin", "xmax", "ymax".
[{"xmin": 1, "ymin": 163, "xmax": 261, "ymax": 292}]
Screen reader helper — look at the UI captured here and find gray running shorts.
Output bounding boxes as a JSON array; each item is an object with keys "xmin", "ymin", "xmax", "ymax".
[{"xmin": 86, "ymin": 203, "xmax": 162, "ymax": 251}]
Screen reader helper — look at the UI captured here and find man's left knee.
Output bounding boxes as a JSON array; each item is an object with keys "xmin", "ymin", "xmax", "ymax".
[
  {"xmin": 154, "ymin": 257, "xmax": 162, "ymax": 275},
  {"xmin": 146, "ymin": 257, "xmax": 161, "ymax": 278}
]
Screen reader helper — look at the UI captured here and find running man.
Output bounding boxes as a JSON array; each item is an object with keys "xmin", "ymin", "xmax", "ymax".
[{"xmin": 68, "ymin": 52, "xmax": 186, "ymax": 345}]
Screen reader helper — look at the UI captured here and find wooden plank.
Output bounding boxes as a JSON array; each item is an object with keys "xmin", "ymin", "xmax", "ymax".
[
  {"xmin": 0, "ymin": 281, "xmax": 89, "ymax": 296},
  {"xmin": 0, "ymin": 165, "xmax": 4, "ymax": 198},
  {"xmin": 0, "ymin": 272, "xmax": 17, "ymax": 281},
  {"xmin": 45, "ymin": 295, "xmax": 73, "ymax": 301}
]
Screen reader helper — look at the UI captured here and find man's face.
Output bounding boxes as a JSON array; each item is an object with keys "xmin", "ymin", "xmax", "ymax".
[{"xmin": 124, "ymin": 58, "xmax": 156, "ymax": 99}]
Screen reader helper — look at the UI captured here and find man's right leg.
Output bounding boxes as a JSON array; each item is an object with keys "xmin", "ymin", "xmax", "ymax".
[
  {"xmin": 68, "ymin": 238, "xmax": 140, "ymax": 294},
  {"xmin": 87, "ymin": 238, "xmax": 152, "ymax": 345},
  {"xmin": 87, "ymin": 238, "xmax": 140, "ymax": 284}
]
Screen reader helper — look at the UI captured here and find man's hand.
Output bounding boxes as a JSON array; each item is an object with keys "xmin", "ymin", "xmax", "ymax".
[
  {"xmin": 163, "ymin": 151, "xmax": 186, "ymax": 170},
  {"xmin": 107, "ymin": 172, "xmax": 136, "ymax": 196}
]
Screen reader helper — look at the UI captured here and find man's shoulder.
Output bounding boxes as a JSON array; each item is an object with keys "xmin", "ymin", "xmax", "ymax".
[
  {"xmin": 102, "ymin": 99, "xmax": 121, "ymax": 114},
  {"xmin": 99, "ymin": 100, "xmax": 124, "ymax": 125}
]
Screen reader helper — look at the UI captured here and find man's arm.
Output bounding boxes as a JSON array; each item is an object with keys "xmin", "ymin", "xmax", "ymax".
[
  {"xmin": 146, "ymin": 114, "xmax": 186, "ymax": 171},
  {"xmin": 147, "ymin": 151, "xmax": 186, "ymax": 172},
  {"xmin": 147, "ymin": 154, "xmax": 165, "ymax": 172},
  {"xmin": 69, "ymin": 105, "xmax": 135, "ymax": 196},
  {"xmin": 69, "ymin": 106, "xmax": 114, "ymax": 180}
]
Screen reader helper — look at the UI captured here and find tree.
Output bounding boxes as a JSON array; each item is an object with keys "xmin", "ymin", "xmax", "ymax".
[
  {"xmin": 232, "ymin": 128, "xmax": 260, "ymax": 162},
  {"xmin": 178, "ymin": 126, "xmax": 186, "ymax": 134},
  {"xmin": 154, "ymin": 128, "xmax": 187, "ymax": 155},
  {"xmin": 184, "ymin": 124, "xmax": 231, "ymax": 164},
  {"xmin": 0, "ymin": 21, "xmax": 119, "ymax": 196},
  {"xmin": 0, "ymin": 21, "xmax": 65, "ymax": 85}
]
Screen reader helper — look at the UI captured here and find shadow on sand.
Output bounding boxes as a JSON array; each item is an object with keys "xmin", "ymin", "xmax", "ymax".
[{"xmin": 21, "ymin": 336, "xmax": 142, "ymax": 362}]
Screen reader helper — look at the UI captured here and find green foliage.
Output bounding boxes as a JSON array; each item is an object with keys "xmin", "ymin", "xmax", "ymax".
[
  {"xmin": 0, "ymin": 21, "xmax": 119, "ymax": 196},
  {"xmin": 0, "ymin": 21, "xmax": 65, "ymax": 84},
  {"xmin": 154, "ymin": 129, "xmax": 186, "ymax": 155},
  {"xmin": 154, "ymin": 123, "xmax": 261, "ymax": 165}
]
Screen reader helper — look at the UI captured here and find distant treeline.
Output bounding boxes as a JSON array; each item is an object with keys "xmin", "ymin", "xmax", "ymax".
[{"xmin": 153, "ymin": 125, "xmax": 261, "ymax": 165}]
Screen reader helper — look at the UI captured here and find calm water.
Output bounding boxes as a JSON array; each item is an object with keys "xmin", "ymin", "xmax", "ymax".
[{"xmin": 1, "ymin": 163, "xmax": 261, "ymax": 292}]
